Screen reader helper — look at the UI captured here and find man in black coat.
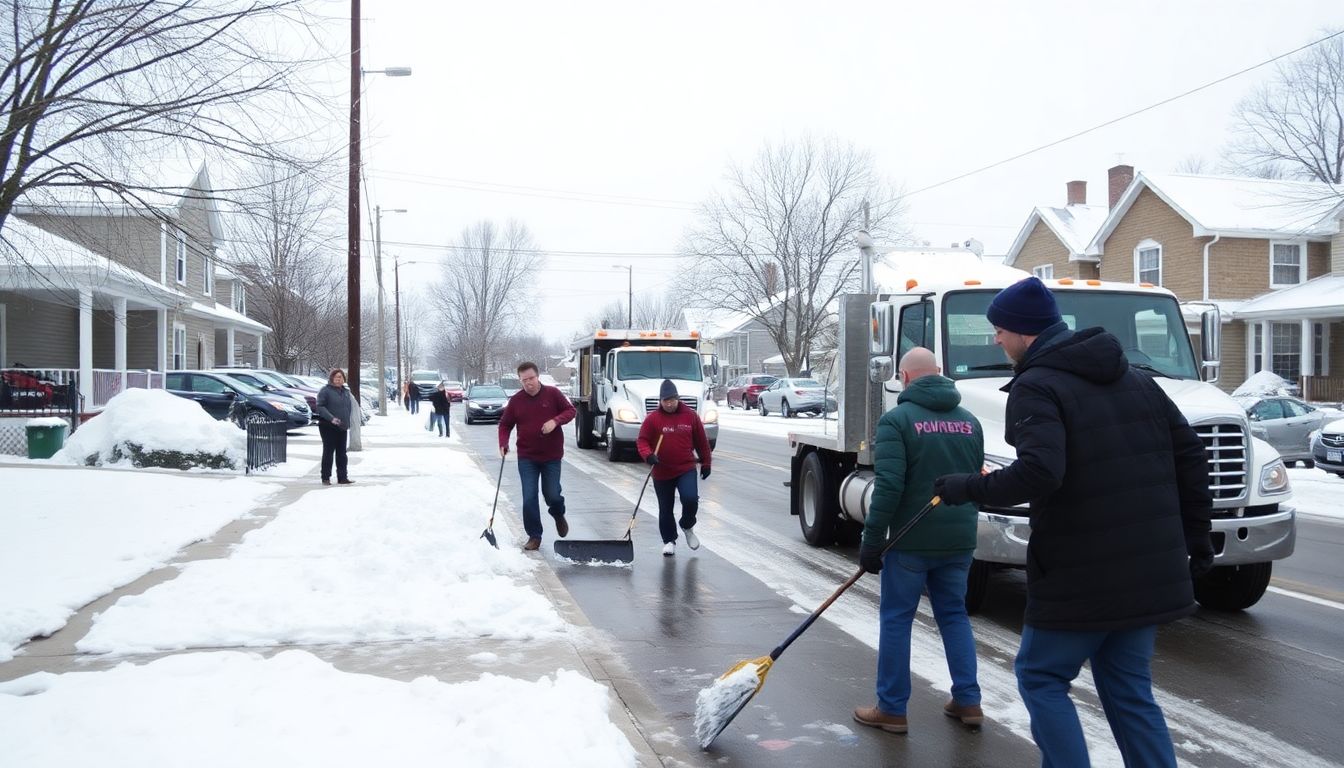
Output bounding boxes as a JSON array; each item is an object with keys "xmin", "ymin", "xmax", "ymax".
[{"xmin": 935, "ymin": 277, "xmax": 1213, "ymax": 768}]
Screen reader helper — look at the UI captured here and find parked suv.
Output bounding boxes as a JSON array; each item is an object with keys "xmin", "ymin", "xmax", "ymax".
[
  {"xmin": 166, "ymin": 371, "xmax": 311, "ymax": 430},
  {"xmin": 1312, "ymin": 418, "xmax": 1344, "ymax": 477},
  {"xmin": 726, "ymin": 374, "xmax": 778, "ymax": 409},
  {"xmin": 410, "ymin": 369, "xmax": 442, "ymax": 399}
]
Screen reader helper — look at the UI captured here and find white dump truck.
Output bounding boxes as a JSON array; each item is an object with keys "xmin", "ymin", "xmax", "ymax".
[
  {"xmin": 788, "ymin": 251, "xmax": 1296, "ymax": 612},
  {"xmin": 570, "ymin": 329, "xmax": 719, "ymax": 461}
]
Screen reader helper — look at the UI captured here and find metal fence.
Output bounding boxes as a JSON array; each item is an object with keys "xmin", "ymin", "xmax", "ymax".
[{"xmin": 245, "ymin": 418, "xmax": 288, "ymax": 474}]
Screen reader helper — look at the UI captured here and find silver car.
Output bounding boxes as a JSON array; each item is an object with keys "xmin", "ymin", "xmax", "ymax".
[
  {"xmin": 757, "ymin": 377, "xmax": 837, "ymax": 418},
  {"xmin": 1311, "ymin": 418, "xmax": 1344, "ymax": 477},
  {"xmin": 1239, "ymin": 395, "xmax": 1342, "ymax": 466}
]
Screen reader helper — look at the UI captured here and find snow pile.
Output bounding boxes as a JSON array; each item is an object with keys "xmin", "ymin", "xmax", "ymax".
[
  {"xmin": 0, "ymin": 650, "xmax": 637, "ymax": 768},
  {"xmin": 1233, "ymin": 371, "xmax": 1297, "ymax": 398},
  {"xmin": 79, "ymin": 473, "xmax": 564, "ymax": 653},
  {"xmin": 0, "ymin": 469, "xmax": 276, "ymax": 662},
  {"xmin": 56, "ymin": 388, "xmax": 245, "ymax": 470}
]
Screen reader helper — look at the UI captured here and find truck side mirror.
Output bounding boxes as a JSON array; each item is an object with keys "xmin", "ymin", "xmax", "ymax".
[
  {"xmin": 1200, "ymin": 306, "xmax": 1220, "ymax": 383},
  {"xmin": 870, "ymin": 303, "xmax": 894, "ymax": 356},
  {"xmin": 869, "ymin": 355, "xmax": 893, "ymax": 383}
]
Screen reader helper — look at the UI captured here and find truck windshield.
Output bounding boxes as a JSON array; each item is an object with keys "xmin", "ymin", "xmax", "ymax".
[
  {"xmin": 616, "ymin": 350, "xmax": 703, "ymax": 381},
  {"xmin": 942, "ymin": 290, "xmax": 1200, "ymax": 381}
]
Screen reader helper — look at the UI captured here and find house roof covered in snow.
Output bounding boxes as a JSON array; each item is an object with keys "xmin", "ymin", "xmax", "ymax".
[
  {"xmin": 1094, "ymin": 172, "xmax": 1344, "ymax": 247},
  {"xmin": 1005, "ymin": 204, "xmax": 1109, "ymax": 265},
  {"xmin": 1234, "ymin": 274, "xmax": 1344, "ymax": 320}
]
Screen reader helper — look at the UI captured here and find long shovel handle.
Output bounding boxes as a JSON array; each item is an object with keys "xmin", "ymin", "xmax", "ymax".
[
  {"xmin": 487, "ymin": 453, "xmax": 506, "ymax": 528},
  {"xmin": 768, "ymin": 497, "xmax": 942, "ymax": 661},
  {"xmin": 622, "ymin": 434, "xmax": 664, "ymax": 540}
]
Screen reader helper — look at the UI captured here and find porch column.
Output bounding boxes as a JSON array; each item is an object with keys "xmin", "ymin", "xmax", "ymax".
[
  {"xmin": 1260, "ymin": 321, "xmax": 1271, "ymax": 374},
  {"xmin": 1301, "ymin": 318, "xmax": 1313, "ymax": 377},
  {"xmin": 78, "ymin": 289, "xmax": 93, "ymax": 410},
  {"xmin": 113, "ymin": 297, "xmax": 127, "ymax": 391},
  {"xmin": 157, "ymin": 309, "xmax": 167, "ymax": 372},
  {"xmin": 226, "ymin": 327, "xmax": 236, "ymax": 367},
  {"xmin": 256, "ymin": 334, "xmax": 263, "ymax": 367}
]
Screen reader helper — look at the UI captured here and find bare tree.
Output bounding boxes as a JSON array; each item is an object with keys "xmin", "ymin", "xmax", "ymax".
[
  {"xmin": 226, "ymin": 164, "xmax": 341, "ymax": 373},
  {"xmin": 1228, "ymin": 31, "xmax": 1344, "ymax": 184},
  {"xmin": 0, "ymin": 1, "xmax": 328, "ymax": 243},
  {"xmin": 1173, "ymin": 154, "xmax": 1209, "ymax": 174},
  {"xmin": 684, "ymin": 137, "xmax": 905, "ymax": 375},
  {"xmin": 632, "ymin": 289, "xmax": 689, "ymax": 329},
  {"xmin": 581, "ymin": 299, "xmax": 628, "ymax": 332},
  {"xmin": 428, "ymin": 220, "xmax": 542, "ymax": 383}
]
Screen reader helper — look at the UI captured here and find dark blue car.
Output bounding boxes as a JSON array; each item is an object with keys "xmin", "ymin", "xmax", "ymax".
[{"xmin": 166, "ymin": 371, "xmax": 312, "ymax": 430}]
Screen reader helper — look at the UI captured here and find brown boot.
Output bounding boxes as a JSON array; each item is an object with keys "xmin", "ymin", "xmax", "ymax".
[
  {"xmin": 853, "ymin": 705, "xmax": 907, "ymax": 734},
  {"xmin": 554, "ymin": 515, "xmax": 569, "ymax": 538},
  {"xmin": 522, "ymin": 537, "xmax": 541, "ymax": 551},
  {"xmin": 944, "ymin": 700, "xmax": 984, "ymax": 726}
]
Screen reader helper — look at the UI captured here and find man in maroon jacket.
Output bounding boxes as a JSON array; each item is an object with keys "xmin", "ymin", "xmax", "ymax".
[
  {"xmin": 637, "ymin": 379, "xmax": 712, "ymax": 557},
  {"xmin": 499, "ymin": 362, "xmax": 577, "ymax": 551}
]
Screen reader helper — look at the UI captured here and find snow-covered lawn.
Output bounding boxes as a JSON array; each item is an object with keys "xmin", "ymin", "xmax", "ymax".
[
  {"xmin": 715, "ymin": 405, "xmax": 838, "ymax": 440},
  {"xmin": 1287, "ymin": 467, "xmax": 1344, "ymax": 522}
]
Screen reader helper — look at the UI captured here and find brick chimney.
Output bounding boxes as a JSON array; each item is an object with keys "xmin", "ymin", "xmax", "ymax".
[
  {"xmin": 1066, "ymin": 180, "xmax": 1087, "ymax": 206},
  {"xmin": 1108, "ymin": 164, "xmax": 1134, "ymax": 209}
]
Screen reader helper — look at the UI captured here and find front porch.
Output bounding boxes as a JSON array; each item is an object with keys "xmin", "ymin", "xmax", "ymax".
[{"xmin": 1233, "ymin": 274, "xmax": 1344, "ymax": 403}]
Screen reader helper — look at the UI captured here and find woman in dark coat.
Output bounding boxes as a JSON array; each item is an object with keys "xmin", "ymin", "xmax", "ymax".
[
  {"xmin": 315, "ymin": 368, "xmax": 355, "ymax": 485},
  {"xmin": 429, "ymin": 383, "xmax": 452, "ymax": 437}
]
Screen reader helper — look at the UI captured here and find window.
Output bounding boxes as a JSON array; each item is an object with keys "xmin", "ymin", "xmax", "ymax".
[
  {"xmin": 175, "ymin": 229, "xmax": 187, "ymax": 284},
  {"xmin": 172, "ymin": 324, "xmax": 186, "ymax": 369},
  {"xmin": 1313, "ymin": 321, "xmax": 1326, "ymax": 375},
  {"xmin": 191, "ymin": 375, "xmax": 230, "ymax": 395},
  {"xmin": 1270, "ymin": 321, "xmax": 1301, "ymax": 381},
  {"xmin": 1250, "ymin": 399, "xmax": 1285, "ymax": 422},
  {"xmin": 897, "ymin": 301, "xmax": 934, "ymax": 361},
  {"xmin": 166, "ymin": 372, "xmax": 187, "ymax": 390},
  {"xmin": 1282, "ymin": 399, "xmax": 1312, "ymax": 418},
  {"xmin": 1032, "ymin": 264, "xmax": 1054, "ymax": 280},
  {"xmin": 1252, "ymin": 324, "xmax": 1264, "ymax": 373},
  {"xmin": 233, "ymin": 285, "xmax": 246, "ymax": 314},
  {"xmin": 1134, "ymin": 240, "xmax": 1161, "ymax": 285},
  {"xmin": 203, "ymin": 255, "xmax": 213, "ymax": 296},
  {"xmin": 1270, "ymin": 242, "xmax": 1303, "ymax": 288}
]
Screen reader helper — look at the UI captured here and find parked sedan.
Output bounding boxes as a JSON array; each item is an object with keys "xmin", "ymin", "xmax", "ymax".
[
  {"xmin": 756, "ymin": 377, "xmax": 837, "ymax": 418},
  {"xmin": 1311, "ymin": 418, "xmax": 1344, "ymax": 477},
  {"xmin": 464, "ymin": 384, "xmax": 509, "ymax": 424},
  {"xmin": 166, "ymin": 371, "xmax": 311, "ymax": 430},
  {"xmin": 215, "ymin": 368, "xmax": 318, "ymax": 413},
  {"xmin": 1238, "ymin": 395, "xmax": 1342, "ymax": 465},
  {"xmin": 726, "ymin": 374, "xmax": 778, "ymax": 409}
]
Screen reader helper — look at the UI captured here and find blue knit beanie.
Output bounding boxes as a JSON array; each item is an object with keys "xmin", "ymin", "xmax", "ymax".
[
  {"xmin": 986, "ymin": 277, "xmax": 1062, "ymax": 335},
  {"xmin": 660, "ymin": 379, "xmax": 678, "ymax": 400}
]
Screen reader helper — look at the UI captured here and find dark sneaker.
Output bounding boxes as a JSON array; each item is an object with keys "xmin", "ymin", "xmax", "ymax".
[
  {"xmin": 522, "ymin": 537, "xmax": 541, "ymax": 551},
  {"xmin": 555, "ymin": 515, "xmax": 569, "ymax": 538},
  {"xmin": 337, "ymin": 479, "xmax": 355, "ymax": 485},
  {"xmin": 944, "ymin": 700, "xmax": 984, "ymax": 726},
  {"xmin": 321, "ymin": 479, "xmax": 331, "ymax": 486},
  {"xmin": 853, "ymin": 705, "xmax": 907, "ymax": 734}
]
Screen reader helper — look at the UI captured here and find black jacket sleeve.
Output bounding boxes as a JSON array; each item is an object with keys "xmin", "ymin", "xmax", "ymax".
[
  {"xmin": 965, "ymin": 377, "xmax": 1065, "ymax": 507},
  {"xmin": 1164, "ymin": 391, "xmax": 1214, "ymax": 559}
]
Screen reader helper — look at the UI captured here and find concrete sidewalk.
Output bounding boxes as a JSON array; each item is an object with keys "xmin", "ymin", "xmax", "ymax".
[{"xmin": 0, "ymin": 425, "xmax": 703, "ymax": 767}]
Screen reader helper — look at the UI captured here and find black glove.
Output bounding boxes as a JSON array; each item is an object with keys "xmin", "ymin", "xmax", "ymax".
[
  {"xmin": 700, "ymin": 465, "xmax": 711, "ymax": 480},
  {"xmin": 1189, "ymin": 552, "xmax": 1215, "ymax": 580},
  {"xmin": 859, "ymin": 543, "xmax": 885, "ymax": 574},
  {"xmin": 644, "ymin": 454, "xmax": 659, "ymax": 466},
  {"xmin": 933, "ymin": 474, "xmax": 974, "ymax": 506}
]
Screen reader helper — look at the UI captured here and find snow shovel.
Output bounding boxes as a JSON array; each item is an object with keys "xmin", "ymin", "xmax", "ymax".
[
  {"xmin": 694, "ymin": 496, "xmax": 945, "ymax": 749},
  {"xmin": 553, "ymin": 435, "xmax": 663, "ymax": 563},
  {"xmin": 480, "ymin": 454, "xmax": 505, "ymax": 548}
]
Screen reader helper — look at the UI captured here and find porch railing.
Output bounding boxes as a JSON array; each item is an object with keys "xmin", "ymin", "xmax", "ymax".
[
  {"xmin": 0, "ymin": 368, "xmax": 165, "ymax": 413},
  {"xmin": 1300, "ymin": 375, "xmax": 1344, "ymax": 403}
]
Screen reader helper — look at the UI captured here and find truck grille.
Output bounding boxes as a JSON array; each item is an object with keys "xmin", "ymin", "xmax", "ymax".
[
  {"xmin": 644, "ymin": 396, "xmax": 698, "ymax": 413},
  {"xmin": 1195, "ymin": 421, "xmax": 1247, "ymax": 502}
]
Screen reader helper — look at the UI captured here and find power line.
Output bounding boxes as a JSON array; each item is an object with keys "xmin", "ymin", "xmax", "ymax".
[{"xmin": 367, "ymin": 169, "xmax": 699, "ymax": 211}]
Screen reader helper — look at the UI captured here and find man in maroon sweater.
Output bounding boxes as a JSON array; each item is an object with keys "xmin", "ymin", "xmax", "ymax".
[
  {"xmin": 499, "ymin": 362, "xmax": 577, "ymax": 551},
  {"xmin": 636, "ymin": 379, "xmax": 712, "ymax": 557}
]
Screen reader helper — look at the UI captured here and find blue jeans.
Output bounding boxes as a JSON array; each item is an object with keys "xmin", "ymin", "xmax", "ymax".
[
  {"xmin": 1016, "ymin": 625, "xmax": 1174, "ymax": 768},
  {"xmin": 652, "ymin": 470, "xmax": 698, "ymax": 543},
  {"xmin": 876, "ymin": 551, "xmax": 980, "ymax": 715},
  {"xmin": 517, "ymin": 458, "xmax": 565, "ymax": 539},
  {"xmin": 428, "ymin": 412, "xmax": 449, "ymax": 435}
]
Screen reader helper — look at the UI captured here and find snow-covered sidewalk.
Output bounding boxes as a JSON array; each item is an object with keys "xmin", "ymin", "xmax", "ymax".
[{"xmin": 0, "ymin": 408, "xmax": 661, "ymax": 767}]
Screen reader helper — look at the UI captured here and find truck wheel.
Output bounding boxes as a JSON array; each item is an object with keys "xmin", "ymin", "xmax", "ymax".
[
  {"xmin": 782, "ymin": 400, "xmax": 793, "ymax": 418},
  {"xmin": 798, "ymin": 451, "xmax": 839, "ymax": 546},
  {"xmin": 964, "ymin": 559, "xmax": 991, "ymax": 615},
  {"xmin": 575, "ymin": 404, "xmax": 596, "ymax": 449},
  {"xmin": 605, "ymin": 417, "xmax": 623, "ymax": 462},
  {"xmin": 1194, "ymin": 562, "xmax": 1272, "ymax": 611}
]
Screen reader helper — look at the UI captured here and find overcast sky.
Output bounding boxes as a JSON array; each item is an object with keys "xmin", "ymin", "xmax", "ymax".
[{"xmin": 349, "ymin": 0, "xmax": 1342, "ymax": 345}]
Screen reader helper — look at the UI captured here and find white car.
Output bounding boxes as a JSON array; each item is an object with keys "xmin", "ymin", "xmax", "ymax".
[
  {"xmin": 756, "ymin": 377, "xmax": 837, "ymax": 418},
  {"xmin": 1311, "ymin": 418, "xmax": 1344, "ymax": 477}
]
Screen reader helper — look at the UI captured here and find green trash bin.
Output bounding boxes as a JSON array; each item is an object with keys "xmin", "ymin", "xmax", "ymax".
[{"xmin": 26, "ymin": 418, "xmax": 69, "ymax": 459}]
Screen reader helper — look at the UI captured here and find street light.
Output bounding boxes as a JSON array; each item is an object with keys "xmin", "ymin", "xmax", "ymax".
[
  {"xmin": 374, "ymin": 206, "xmax": 407, "ymax": 416},
  {"xmin": 612, "ymin": 264, "xmax": 632, "ymax": 327},
  {"xmin": 394, "ymin": 257, "xmax": 427, "ymax": 407}
]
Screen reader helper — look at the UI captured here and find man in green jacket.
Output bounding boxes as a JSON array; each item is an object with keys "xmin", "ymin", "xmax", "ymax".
[{"xmin": 853, "ymin": 347, "xmax": 986, "ymax": 736}]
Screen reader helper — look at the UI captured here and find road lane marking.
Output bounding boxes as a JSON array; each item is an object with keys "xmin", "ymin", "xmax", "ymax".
[
  {"xmin": 711, "ymin": 449, "xmax": 788, "ymax": 473},
  {"xmin": 1267, "ymin": 585, "xmax": 1344, "ymax": 611}
]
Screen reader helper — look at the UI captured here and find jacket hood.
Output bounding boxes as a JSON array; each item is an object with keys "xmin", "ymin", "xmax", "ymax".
[
  {"xmin": 1019, "ymin": 327, "xmax": 1128, "ymax": 385},
  {"xmin": 897, "ymin": 374, "xmax": 962, "ymax": 412}
]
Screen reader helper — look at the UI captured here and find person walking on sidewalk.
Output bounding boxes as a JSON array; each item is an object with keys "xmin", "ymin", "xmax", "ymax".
[
  {"xmin": 428, "ymin": 383, "xmax": 452, "ymax": 437},
  {"xmin": 636, "ymin": 379, "xmax": 712, "ymax": 557},
  {"xmin": 498, "ymin": 361, "xmax": 576, "ymax": 551},
  {"xmin": 933, "ymin": 277, "xmax": 1213, "ymax": 768},
  {"xmin": 407, "ymin": 380, "xmax": 421, "ymax": 415},
  {"xmin": 315, "ymin": 368, "xmax": 356, "ymax": 486},
  {"xmin": 852, "ymin": 347, "xmax": 985, "ymax": 736}
]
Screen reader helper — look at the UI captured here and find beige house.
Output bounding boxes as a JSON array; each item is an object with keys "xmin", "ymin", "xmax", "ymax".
[
  {"xmin": 1010, "ymin": 165, "xmax": 1344, "ymax": 396},
  {"xmin": 0, "ymin": 160, "xmax": 269, "ymax": 415}
]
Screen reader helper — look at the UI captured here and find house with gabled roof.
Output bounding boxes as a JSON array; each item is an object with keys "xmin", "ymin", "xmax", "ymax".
[
  {"xmin": 0, "ymin": 159, "xmax": 270, "ymax": 425},
  {"xmin": 1088, "ymin": 165, "xmax": 1344, "ymax": 396},
  {"xmin": 1004, "ymin": 180, "xmax": 1110, "ymax": 280}
]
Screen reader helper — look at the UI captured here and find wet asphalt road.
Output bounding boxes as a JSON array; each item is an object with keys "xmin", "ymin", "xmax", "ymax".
[{"xmin": 457, "ymin": 410, "xmax": 1344, "ymax": 767}]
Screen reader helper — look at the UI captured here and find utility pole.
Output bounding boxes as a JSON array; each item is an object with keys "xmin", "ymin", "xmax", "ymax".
[
  {"xmin": 347, "ymin": 0, "xmax": 362, "ymax": 450},
  {"xmin": 613, "ymin": 264, "xmax": 632, "ymax": 326},
  {"xmin": 857, "ymin": 200, "xmax": 874, "ymax": 294},
  {"xmin": 375, "ymin": 205, "xmax": 387, "ymax": 416}
]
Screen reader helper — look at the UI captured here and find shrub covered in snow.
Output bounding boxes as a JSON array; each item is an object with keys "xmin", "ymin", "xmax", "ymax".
[{"xmin": 56, "ymin": 389, "xmax": 245, "ymax": 470}]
